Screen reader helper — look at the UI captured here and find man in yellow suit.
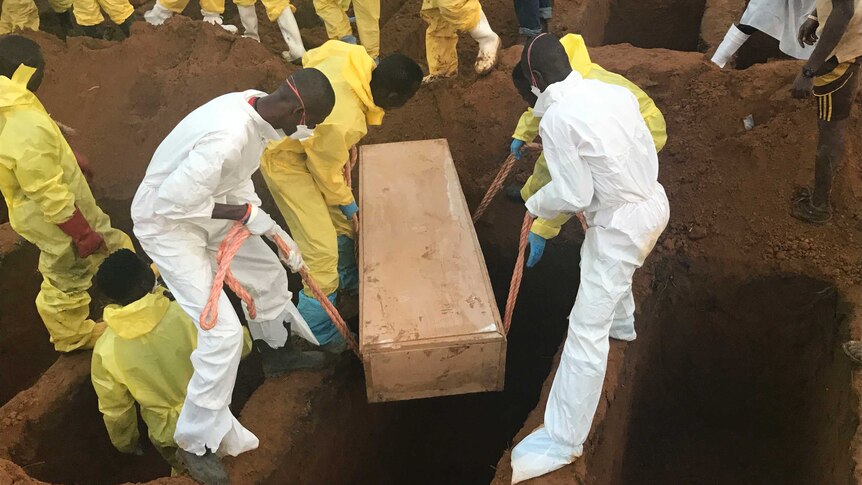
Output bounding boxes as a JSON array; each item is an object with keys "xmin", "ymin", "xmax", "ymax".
[
  {"xmin": 260, "ymin": 41, "xmax": 422, "ymax": 353},
  {"xmin": 91, "ymin": 249, "xmax": 251, "ymax": 473},
  {"xmin": 313, "ymin": 0, "xmax": 380, "ymax": 60},
  {"xmin": 420, "ymin": 0, "xmax": 501, "ymax": 82},
  {"xmin": 508, "ymin": 33, "xmax": 667, "ymax": 288},
  {"xmin": 0, "ymin": 35, "xmax": 134, "ymax": 352},
  {"xmin": 0, "ymin": 0, "xmax": 73, "ymax": 35}
]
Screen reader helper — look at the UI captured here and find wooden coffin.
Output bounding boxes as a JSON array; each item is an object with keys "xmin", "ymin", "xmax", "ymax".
[{"xmin": 358, "ymin": 139, "xmax": 506, "ymax": 403}]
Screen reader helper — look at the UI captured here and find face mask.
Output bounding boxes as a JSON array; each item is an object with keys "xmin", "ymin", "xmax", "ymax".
[
  {"xmin": 285, "ymin": 76, "xmax": 312, "ymax": 142},
  {"xmin": 289, "ymin": 125, "xmax": 314, "ymax": 141},
  {"xmin": 532, "ymin": 89, "xmax": 553, "ymax": 117},
  {"xmin": 526, "ymin": 33, "xmax": 547, "ymax": 97}
]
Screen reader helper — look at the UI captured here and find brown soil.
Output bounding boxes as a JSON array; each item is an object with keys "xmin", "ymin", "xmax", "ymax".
[{"xmin": 2, "ymin": 0, "xmax": 862, "ymax": 483}]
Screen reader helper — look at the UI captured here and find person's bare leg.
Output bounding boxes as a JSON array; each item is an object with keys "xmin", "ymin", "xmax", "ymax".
[
  {"xmin": 812, "ymin": 118, "xmax": 847, "ymax": 208},
  {"xmin": 792, "ymin": 118, "xmax": 847, "ymax": 223}
]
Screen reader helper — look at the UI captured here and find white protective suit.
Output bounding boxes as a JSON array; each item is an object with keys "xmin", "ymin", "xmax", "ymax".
[
  {"xmin": 131, "ymin": 90, "xmax": 318, "ymax": 457},
  {"xmin": 510, "ymin": 71, "xmax": 670, "ymax": 483},
  {"xmin": 741, "ymin": 0, "xmax": 816, "ymax": 59}
]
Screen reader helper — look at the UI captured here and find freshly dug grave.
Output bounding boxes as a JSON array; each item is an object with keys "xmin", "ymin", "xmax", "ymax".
[
  {"xmin": 2, "ymin": 0, "xmax": 862, "ymax": 484},
  {"xmin": 618, "ymin": 267, "xmax": 854, "ymax": 485}
]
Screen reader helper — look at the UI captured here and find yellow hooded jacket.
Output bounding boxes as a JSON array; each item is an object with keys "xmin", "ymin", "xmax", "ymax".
[
  {"xmin": 265, "ymin": 40, "xmax": 384, "ymax": 207},
  {"xmin": 0, "ymin": 65, "xmax": 116, "ymax": 254},
  {"xmin": 92, "ymin": 288, "xmax": 251, "ymax": 453},
  {"xmin": 515, "ymin": 35, "xmax": 667, "ymax": 240},
  {"xmin": 513, "ymin": 34, "xmax": 667, "ymax": 152}
]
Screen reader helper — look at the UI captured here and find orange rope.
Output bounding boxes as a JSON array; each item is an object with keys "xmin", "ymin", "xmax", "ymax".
[
  {"xmin": 344, "ymin": 146, "xmax": 357, "ymax": 188},
  {"xmin": 201, "ymin": 223, "xmax": 257, "ymax": 330},
  {"xmin": 201, "ymin": 223, "xmax": 360, "ymax": 357},
  {"xmin": 504, "ymin": 212, "xmax": 534, "ymax": 334},
  {"xmin": 344, "ymin": 146, "xmax": 360, "ymax": 240},
  {"xmin": 471, "ymin": 143, "xmax": 542, "ymax": 223}
]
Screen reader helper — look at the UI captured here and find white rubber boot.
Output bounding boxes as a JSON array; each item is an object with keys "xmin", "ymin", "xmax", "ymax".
[
  {"xmin": 201, "ymin": 10, "xmax": 238, "ymax": 34},
  {"xmin": 237, "ymin": 5, "xmax": 260, "ymax": 41},
  {"xmin": 711, "ymin": 24, "xmax": 750, "ymax": 68},
  {"xmin": 144, "ymin": 0, "xmax": 173, "ymax": 26},
  {"xmin": 469, "ymin": 11, "xmax": 501, "ymax": 75},
  {"xmin": 277, "ymin": 7, "xmax": 306, "ymax": 63}
]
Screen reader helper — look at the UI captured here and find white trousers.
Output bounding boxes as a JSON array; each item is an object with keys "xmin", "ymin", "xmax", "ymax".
[
  {"xmin": 511, "ymin": 184, "xmax": 670, "ymax": 483},
  {"xmin": 136, "ymin": 219, "xmax": 307, "ymax": 456}
]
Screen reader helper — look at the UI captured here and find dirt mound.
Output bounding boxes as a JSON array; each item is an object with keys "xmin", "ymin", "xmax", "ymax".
[{"xmin": 30, "ymin": 20, "xmax": 291, "ymax": 202}]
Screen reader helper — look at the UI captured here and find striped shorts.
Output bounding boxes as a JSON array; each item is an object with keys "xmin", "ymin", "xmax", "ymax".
[{"xmin": 814, "ymin": 57, "xmax": 860, "ymax": 123}]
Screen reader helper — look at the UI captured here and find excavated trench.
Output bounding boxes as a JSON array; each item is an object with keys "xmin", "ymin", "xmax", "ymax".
[
  {"xmin": 584, "ymin": 262, "xmax": 858, "ymax": 484},
  {"xmin": 259, "ymin": 212, "xmax": 582, "ymax": 485},
  {"xmin": 9, "ymin": 374, "xmax": 170, "ymax": 483},
  {"xmin": 0, "ymin": 243, "xmax": 54, "ymax": 405},
  {"xmin": 604, "ymin": 0, "xmax": 708, "ymax": 51}
]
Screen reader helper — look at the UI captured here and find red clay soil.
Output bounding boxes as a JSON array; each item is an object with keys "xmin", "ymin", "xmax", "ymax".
[{"xmin": 2, "ymin": 0, "xmax": 862, "ymax": 483}]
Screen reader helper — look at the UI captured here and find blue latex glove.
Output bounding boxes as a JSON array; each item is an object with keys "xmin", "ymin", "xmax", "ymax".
[
  {"xmin": 340, "ymin": 201, "xmax": 359, "ymax": 220},
  {"xmin": 510, "ymin": 139, "xmax": 526, "ymax": 160},
  {"xmin": 526, "ymin": 232, "xmax": 546, "ymax": 268}
]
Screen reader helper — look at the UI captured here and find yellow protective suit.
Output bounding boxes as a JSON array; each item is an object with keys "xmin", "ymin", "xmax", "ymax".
[
  {"xmin": 313, "ymin": 0, "xmax": 380, "ymax": 58},
  {"xmin": 92, "ymin": 287, "xmax": 251, "ymax": 465},
  {"xmin": 72, "ymin": 0, "xmax": 134, "ymax": 27},
  {"xmin": 260, "ymin": 41, "xmax": 383, "ymax": 297},
  {"xmin": 0, "ymin": 66, "xmax": 133, "ymax": 352},
  {"xmin": 160, "ymin": 0, "xmax": 225, "ymax": 14},
  {"xmin": 0, "ymin": 0, "xmax": 72, "ymax": 34},
  {"xmin": 232, "ymin": 0, "xmax": 294, "ymax": 22},
  {"xmin": 515, "ymin": 34, "xmax": 668, "ymax": 239},
  {"xmin": 420, "ymin": 0, "xmax": 482, "ymax": 77}
]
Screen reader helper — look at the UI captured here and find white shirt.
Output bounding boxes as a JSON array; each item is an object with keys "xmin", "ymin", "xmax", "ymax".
[
  {"xmin": 741, "ymin": 0, "xmax": 817, "ymax": 60},
  {"xmin": 132, "ymin": 91, "xmax": 284, "ymax": 234},
  {"xmin": 526, "ymin": 71, "xmax": 659, "ymax": 221}
]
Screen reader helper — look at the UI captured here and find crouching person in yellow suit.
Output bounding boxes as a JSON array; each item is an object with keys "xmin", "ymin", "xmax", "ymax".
[
  {"xmin": 92, "ymin": 249, "xmax": 252, "ymax": 471},
  {"xmin": 0, "ymin": 36, "xmax": 134, "ymax": 352}
]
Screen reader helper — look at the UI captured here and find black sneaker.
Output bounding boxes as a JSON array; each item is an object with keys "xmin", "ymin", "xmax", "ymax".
[
  {"xmin": 56, "ymin": 10, "xmax": 73, "ymax": 36},
  {"xmin": 81, "ymin": 24, "xmax": 106, "ymax": 39},
  {"xmin": 175, "ymin": 448, "xmax": 229, "ymax": 485},
  {"xmin": 118, "ymin": 13, "xmax": 138, "ymax": 37},
  {"xmin": 320, "ymin": 337, "xmax": 349, "ymax": 355}
]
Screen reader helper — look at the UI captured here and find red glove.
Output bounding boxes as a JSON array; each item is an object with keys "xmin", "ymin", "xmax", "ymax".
[
  {"xmin": 57, "ymin": 208, "xmax": 105, "ymax": 258},
  {"xmin": 74, "ymin": 150, "xmax": 95, "ymax": 184}
]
